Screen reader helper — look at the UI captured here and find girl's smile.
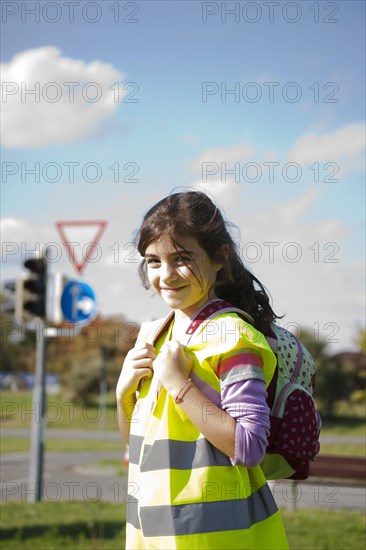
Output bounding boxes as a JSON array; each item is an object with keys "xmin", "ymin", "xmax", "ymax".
[
  {"xmin": 145, "ymin": 234, "xmax": 222, "ymax": 318},
  {"xmin": 161, "ymin": 286, "xmax": 186, "ymax": 292}
]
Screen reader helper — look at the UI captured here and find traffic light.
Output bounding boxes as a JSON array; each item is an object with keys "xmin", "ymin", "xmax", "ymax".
[
  {"xmin": 2, "ymin": 278, "xmax": 24, "ymax": 323},
  {"xmin": 47, "ymin": 273, "xmax": 67, "ymax": 324},
  {"xmin": 23, "ymin": 256, "xmax": 47, "ymax": 319}
]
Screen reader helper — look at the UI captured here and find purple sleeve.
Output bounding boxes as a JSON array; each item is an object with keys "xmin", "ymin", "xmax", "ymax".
[{"xmin": 221, "ymin": 378, "xmax": 271, "ymax": 468}]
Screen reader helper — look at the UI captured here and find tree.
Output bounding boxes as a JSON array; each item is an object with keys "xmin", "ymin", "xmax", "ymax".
[
  {"xmin": 314, "ymin": 357, "xmax": 351, "ymax": 417},
  {"xmin": 0, "ymin": 298, "xmax": 36, "ymax": 373},
  {"xmin": 353, "ymin": 326, "xmax": 366, "ymax": 354},
  {"xmin": 68, "ymin": 355, "xmax": 103, "ymax": 406},
  {"xmin": 1, "ymin": 307, "xmax": 138, "ymax": 397},
  {"xmin": 298, "ymin": 329, "xmax": 350, "ymax": 418}
]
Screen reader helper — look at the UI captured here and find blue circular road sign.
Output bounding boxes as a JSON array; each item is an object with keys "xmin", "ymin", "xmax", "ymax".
[{"xmin": 61, "ymin": 281, "xmax": 97, "ymax": 324}]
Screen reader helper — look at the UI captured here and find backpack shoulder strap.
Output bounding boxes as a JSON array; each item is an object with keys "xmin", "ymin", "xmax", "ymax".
[
  {"xmin": 136, "ymin": 311, "xmax": 174, "ymax": 345},
  {"xmin": 292, "ymin": 337, "xmax": 304, "ymax": 382},
  {"xmin": 271, "ymin": 324, "xmax": 304, "ymax": 383}
]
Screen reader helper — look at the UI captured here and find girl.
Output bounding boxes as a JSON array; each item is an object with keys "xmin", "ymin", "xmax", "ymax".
[{"xmin": 116, "ymin": 191, "xmax": 289, "ymax": 549}]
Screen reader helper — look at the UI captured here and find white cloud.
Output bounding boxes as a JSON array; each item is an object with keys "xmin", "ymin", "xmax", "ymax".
[
  {"xmin": 0, "ymin": 47, "xmax": 123, "ymax": 148},
  {"xmin": 192, "ymin": 178, "xmax": 241, "ymax": 210},
  {"xmin": 222, "ymin": 189, "xmax": 359, "ymax": 353},
  {"xmin": 1, "ymin": 216, "xmax": 49, "ymax": 245},
  {"xmin": 269, "ymin": 187, "xmax": 321, "ymax": 226},
  {"xmin": 0, "ymin": 217, "xmax": 26, "ymax": 232},
  {"xmin": 288, "ymin": 123, "xmax": 365, "ymax": 172},
  {"xmin": 189, "ymin": 143, "xmax": 255, "ymax": 174},
  {"xmin": 1, "ymin": 216, "xmax": 58, "ymax": 266}
]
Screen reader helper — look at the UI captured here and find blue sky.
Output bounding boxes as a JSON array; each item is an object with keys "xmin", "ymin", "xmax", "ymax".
[{"xmin": 1, "ymin": 0, "xmax": 365, "ymax": 352}]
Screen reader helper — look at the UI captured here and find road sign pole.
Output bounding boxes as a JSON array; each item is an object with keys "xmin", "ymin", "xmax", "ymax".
[
  {"xmin": 28, "ymin": 320, "xmax": 47, "ymax": 502},
  {"xmin": 27, "ymin": 248, "xmax": 49, "ymax": 503},
  {"xmin": 99, "ymin": 347, "xmax": 108, "ymax": 432}
]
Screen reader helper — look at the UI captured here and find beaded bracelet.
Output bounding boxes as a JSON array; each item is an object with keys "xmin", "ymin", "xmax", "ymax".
[{"xmin": 175, "ymin": 379, "xmax": 192, "ymax": 403}]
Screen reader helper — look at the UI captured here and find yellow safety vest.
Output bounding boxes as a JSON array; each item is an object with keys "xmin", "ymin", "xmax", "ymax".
[{"xmin": 126, "ymin": 305, "xmax": 289, "ymax": 550}]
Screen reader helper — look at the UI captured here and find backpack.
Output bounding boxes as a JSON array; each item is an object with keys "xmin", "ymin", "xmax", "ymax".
[
  {"xmin": 260, "ymin": 323, "xmax": 322, "ymax": 480},
  {"xmin": 137, "ymin": 299, "xmax": 321, "ymax": 481}
]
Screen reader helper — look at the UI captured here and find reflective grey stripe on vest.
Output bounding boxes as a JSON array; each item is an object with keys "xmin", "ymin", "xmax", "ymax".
[
  {"xmin": 130, "ymin": 435, "xmax": 232, "ymax": 471},
  {"xmin": 129, "ymin": 484, "xmax": 277, "ymax": 536},
  {"xmin": 129, "ymin": 434, "xmax": 144, "ymax": 464},
  {"xmin": 126, "ymin": 496, "xmax": 141, "ymax": 530}
]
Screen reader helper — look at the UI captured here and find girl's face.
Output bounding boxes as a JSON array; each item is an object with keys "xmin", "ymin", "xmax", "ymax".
[{"xmin": 145, "ymin": 234, "xmax": 222, "ymax": 318}]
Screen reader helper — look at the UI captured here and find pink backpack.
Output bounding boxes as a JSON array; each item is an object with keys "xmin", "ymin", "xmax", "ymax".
[{"xmin": 261, "ymin": 323, "xmax": 322, "ymax": 480}]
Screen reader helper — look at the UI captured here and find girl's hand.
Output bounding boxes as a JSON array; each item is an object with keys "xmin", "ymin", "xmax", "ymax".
[
  {"xmin": 116, "ymin": 342, "xmax": 155, "ymax": 400},
  {"xmin": 152, "ymin": 340, "xmax": 193, "ymax": 393}
]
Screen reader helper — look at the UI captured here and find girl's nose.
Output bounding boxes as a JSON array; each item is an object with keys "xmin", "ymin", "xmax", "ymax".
[{"xmin": 161, "ymin": 261, "xmax": 178, "ymax": 282}]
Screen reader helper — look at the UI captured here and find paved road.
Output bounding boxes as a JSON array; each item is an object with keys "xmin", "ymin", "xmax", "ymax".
[
  {"xmin": 1, "ymin": 429, "xmax": 365, "ymax": 510},
  {"xmin": 1, "ymin": 450, "xmax": 126, "ymax": 504}
]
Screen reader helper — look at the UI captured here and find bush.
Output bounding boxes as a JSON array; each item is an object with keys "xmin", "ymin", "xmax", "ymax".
[
  {"xmin": 315, "ymin": 357, "xmax": 351, "ymax": 417},
  {"xmin": 68, "ymin": 356, "xmax": 103, "ymax": 406},
  {"xmin": 298, "ymin": 329, "xmax": 351, "ymax": 418}
]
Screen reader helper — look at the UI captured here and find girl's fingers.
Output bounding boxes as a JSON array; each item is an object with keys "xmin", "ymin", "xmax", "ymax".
[
  {"xmin": 136, "ymin": 367, "xmax": 153, "ymax": 378},
  {"xmin": 132, "ymin": 358, "xmax": 154, "ymax": 370},
  {"xmin": 134, "ymin": 341, "xmax": 155, "ymax": 353},
  {"xmin": 159, "ymin": 341, "xmax": 179, "ymax": 358},
  {"xmin": 129, "ymin": 346, "xmax": 156, "ymax": 361},
  {"xmin": 162, "ymin": 339, "xmax": 180, "ymax": 351}
]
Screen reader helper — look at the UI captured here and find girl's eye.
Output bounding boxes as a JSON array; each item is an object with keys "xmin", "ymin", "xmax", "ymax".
[
  {"xmin": 175, "ymin": 256, "xmax": 190, "ymax": 264},
  {"xmin": 146, "ymin": 258, "xmax": 160, "ymax": 266}
]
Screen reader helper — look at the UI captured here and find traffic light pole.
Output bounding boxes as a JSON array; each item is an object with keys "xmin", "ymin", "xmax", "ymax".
[
  {"xmin": 27, "ymin": 248, "xmax": 49, "ymax": 503},
  {"xmin": 27, "ymin": 320, "xmax": 47, "ymax": 502}
]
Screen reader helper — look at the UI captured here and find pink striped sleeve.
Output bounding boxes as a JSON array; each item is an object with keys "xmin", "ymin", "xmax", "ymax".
[{"xmin": 217, "ymin": 348, "xmax": 265, "ymax": 387}]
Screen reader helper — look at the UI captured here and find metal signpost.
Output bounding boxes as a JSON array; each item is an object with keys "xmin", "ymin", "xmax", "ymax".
[
  {"xmin": 27, "ymin": 249, "xmax": 49, "ymax": 503},
  {"xmin": 28, "ymin": 318, "xmax": 47, "ymax": 502}
]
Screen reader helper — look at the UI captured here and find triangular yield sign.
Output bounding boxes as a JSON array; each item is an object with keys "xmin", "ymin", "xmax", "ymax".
[{"xmin": 55, "ymin": 220, "xmax": 107, "ymax": 275}]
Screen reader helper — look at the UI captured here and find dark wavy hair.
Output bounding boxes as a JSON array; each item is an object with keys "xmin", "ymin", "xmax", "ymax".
[{"xmin": 136, "ymin": 191, "xmax": 280, "ymax": 335}]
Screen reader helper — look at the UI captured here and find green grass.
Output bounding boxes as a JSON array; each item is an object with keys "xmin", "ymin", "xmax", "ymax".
[
  {"xmin": 0, "ymin": 390, "xmax": 119, "ymax": 431},
  {"xmin": 319, "ymin": 443, "xmax": 365, "ymax": 457},
  {"xmin": 0, "ymin": 502, "xmax": 364, "ymax": 549},
  {"xmin": 0, "ymin": 501, "xmax": 125, "ymax": 550},
  {"xmin": 0, "ymin": 437, "xmax": 125, "ymax": 454},
  {"xmin": 1, "ymin": 389, "xmax": 126, "ymax": 454},
  {"xmin": 70, "ymin": 459, "xmax": 129, "ymax": 477},
  {"xmin": 320, "ymin": 415, "xmax": 366, "ymax": 437},
  {"xmin": 1, "ymin": 390, "xmax": 119, "ymax": 431},
  {"xmin": 281, "ymin": 508, "xmax": 365, "ymax": 549},
  {"xmin": 91, "ymin": 459, "xmax": 128, "ymax": 477}
]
